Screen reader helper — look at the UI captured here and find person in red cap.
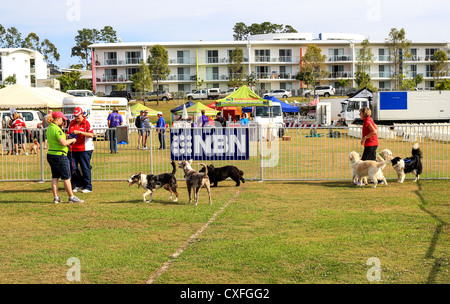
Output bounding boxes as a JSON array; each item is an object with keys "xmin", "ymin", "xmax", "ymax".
[
  {"xmin": 45, "ymin": 111, "xmax": 84, "ymax": 204},
  {"xmin": 68, "ymin": 107, "xmax": 95, "ymax": 193}
]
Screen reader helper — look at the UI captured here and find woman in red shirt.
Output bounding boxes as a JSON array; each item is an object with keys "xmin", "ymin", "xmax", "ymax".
[
  {"xmin": 360, "ymin": 107, "xmax": 378, "ymax": 161},
  {"xmin": 10, "ymin": 113, "xmax": 28, "ymax": 155}
]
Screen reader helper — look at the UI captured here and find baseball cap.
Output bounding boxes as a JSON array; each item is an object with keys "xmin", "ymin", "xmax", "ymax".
[
  {"xmin": 157, "ymin": 111, "xmax": 163, "ymax": 115},
  {"xmin": 52, "ymin": 111, "xmax": 68, "ymax": 120},
  {"xmin": 73, "ymin": 107, "xmax": 83, "ymax": 116}
]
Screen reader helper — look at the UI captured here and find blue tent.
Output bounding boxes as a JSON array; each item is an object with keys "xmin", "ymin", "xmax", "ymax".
[
  {"xmin": 170, "ymin": 101, "xmax": 195, "ymax": 113},
  {"xmin": 243, "ymin": 96, "xmax": 299, "ymax": 113}
]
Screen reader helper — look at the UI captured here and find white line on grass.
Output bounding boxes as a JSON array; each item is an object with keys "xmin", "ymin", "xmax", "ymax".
[{"xmin": 146, "ymin": 184, "xmax": 247, "ymax": 284}]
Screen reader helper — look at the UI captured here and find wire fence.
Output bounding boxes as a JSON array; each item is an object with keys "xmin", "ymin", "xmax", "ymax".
[{"xmin": 1, "ymin": 124, "xmax": 449, "ymax": 182}]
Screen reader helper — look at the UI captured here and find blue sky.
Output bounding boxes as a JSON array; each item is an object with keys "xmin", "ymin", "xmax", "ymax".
[{"xmin": 1, "ymin": 0, "xmax": 449, "ymax": 68}]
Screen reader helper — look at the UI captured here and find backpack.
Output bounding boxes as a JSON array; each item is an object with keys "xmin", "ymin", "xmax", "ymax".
[{"xmin": 135, "ymin": 116, "xmax": 141, "ymax": 128}]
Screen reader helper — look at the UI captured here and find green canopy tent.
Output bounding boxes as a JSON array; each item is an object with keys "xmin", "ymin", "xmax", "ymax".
[
  {"xmin": 175, "ymin": 102, "xmax": 216, "ymax": 116},
  {"xmin": 129, "ymin": 103, "xmax": 158, "ymax": 117},
  {"xmin": 215, "ymin": 85, "xmax": 271, "ymax": 107}
]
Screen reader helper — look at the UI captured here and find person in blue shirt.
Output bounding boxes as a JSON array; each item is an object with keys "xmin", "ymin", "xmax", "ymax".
[
  {"xmin": 239, "ymin": 113, "xmax": 249, "ymax": 126},
  {"xmin": 107, "ymin": 107, "xmax": 123, "ymax": 153},
  {"xmin": 156, "ymin": 111, "xmax": 166, "ymax": 149}
]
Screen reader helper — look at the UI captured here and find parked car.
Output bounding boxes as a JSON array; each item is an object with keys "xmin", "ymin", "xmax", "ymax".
[
  {"xmin": 303, "ymin": 85, "xmax": 335, "ymax": 98},
  {"xmin": 263, "ymin": 89, "xmax": 292, "ymax": 99},
  {"xmin": 108, "ymin": 90, "xmax": 132, "ymax": 101},
  {"xmin": 66, "ymin": 90, "xmax": 96, "ymax": 97},
  {"xmin": 1, "ymin": 110, "xmax": 45, "ymax": 129},
  {"xmin": 145, "ymin": 91, "xmax": 173, "ymax": 101}
]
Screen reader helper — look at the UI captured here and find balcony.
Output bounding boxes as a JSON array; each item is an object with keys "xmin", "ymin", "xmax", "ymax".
[
  {"xmin": 126, "ymin": 58, "xmax": 142, "ymax": 65},
  {"xmin": 169, "ymin": 57, "xmax": 196, "ymax": 65},
  {"xmin": 206, "ymin": 73, "xmax": 220, "ymax": 81},
  {"xmin": 327, "ymin": 55, "xmax": 352, "ymax": 62},
  {"xmin": 378, "ymin": 55, "xmax": 390, "ymax": 62},
  {"xmin": 327, "ymin": 72, "xmax": 353, "ymax": 78},
  {"xmin": 103, "ymin": 59, "xmax": 126, "ymax": 66},
  {"xmin": 254, "ymin": 56, "xmax": 271, "ymax": 63},
  {"xmin": 371, "ymin": 72, "xmax": 394, "ymax": 78},
  {"xmin": 207, "ymin": 57, "xmax": 219, "ymax": 64}
]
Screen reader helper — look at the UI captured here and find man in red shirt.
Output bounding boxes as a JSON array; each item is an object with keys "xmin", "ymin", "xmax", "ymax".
[
  {"xmin": 10, "ymin": 112, "xmax": 28, "ymax": 155},
  {"xmin": 68, "ymin": 107, "xmax": 95, "ymax": 193}
]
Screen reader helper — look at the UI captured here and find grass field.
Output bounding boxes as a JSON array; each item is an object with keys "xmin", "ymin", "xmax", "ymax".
[{"xmin": 0, "ymin": 179, "xmax": 448, "ymax": 284}]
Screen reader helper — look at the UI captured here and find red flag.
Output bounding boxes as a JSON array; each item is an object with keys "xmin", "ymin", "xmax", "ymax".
[{"xmin": 309, "ymin": 94, "xmax": 319, "ymax": 106}]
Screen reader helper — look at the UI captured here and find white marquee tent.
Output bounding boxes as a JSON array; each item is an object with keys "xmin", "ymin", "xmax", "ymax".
[{"xmin": 0, "ymin": 84, "xmax": 70, "ymax": 109}]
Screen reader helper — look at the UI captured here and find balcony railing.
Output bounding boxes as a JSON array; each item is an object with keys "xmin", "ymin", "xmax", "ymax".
[
  {"xmin": 327, "ymin": 72, "xmax": 353, "ymax": 78},
  {"xmin": 254, "ymin": 56, "xmax": 271, "ymax": 62},
  {"xmin": 206, "ymin": 73, "xmax": 220, "ymax": 81},
  {"xmin": 378, "ymin": 55, "xmax": 390, "ymax": 61},
  {"xmin": 126, "ymin": 58, "xmax": 141, "ymax": 64},
  {"xmin": 328, "ymin": 55, "xmax": 352, "ymax": 62},
  {"xmin": 207, "ymin": 57, "xmax": 219, "ymax": 64},
  {"xmin": 103, "ymin": 59, "xmax": 126, "ymax": 65},
  {"xmin": 371, "ymin": 72, "xmax": 394, "ymax": 78}
]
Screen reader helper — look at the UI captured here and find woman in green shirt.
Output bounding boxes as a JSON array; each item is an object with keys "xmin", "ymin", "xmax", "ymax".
[{"xmin": 45, "ymin": 111, "xmax": 84, "ymax": 204}]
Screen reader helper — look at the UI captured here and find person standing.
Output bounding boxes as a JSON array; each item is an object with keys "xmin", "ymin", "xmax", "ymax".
[
  {"xmin": 10, "ymin": 113, "xmax": 28, "ymax": 155},
  {"xmin": 107, "ymin": 107, "xmax": 123, "ymax": 153},
  {"xmin": 214, "ymin": 112, "xmax": 226, "ymax": 127},
  {"xmin": 135, "ymin": 110, "xmax": 144, "ymax": 149},
  {"xmin": 45, "ymin": 111, "xmax": 84, "ymax": 204},
  {"xmin": 199, "ymin": 109, "xmax": 209, "ymax": 127},
  {"xmin": 239, "ymin": 113, "xmax": 249, "ymax": 126},
  {"xmin": 141, "ymin": 110, "xmax": 151, "ymax": 149},
  {"xmin": 360, "ymin": 107, "xmax": 378, "ymax": 161},
  {"xmin": 42, "ymin": 110, "xmax": 53, "ymax": 149},
  {"xmin": 156, "ymin": 111, "xmax": 166, "ymax": 149},
  {"xmin": 68, "ymin": 107, "xmax": 95, "ymax": 193}
]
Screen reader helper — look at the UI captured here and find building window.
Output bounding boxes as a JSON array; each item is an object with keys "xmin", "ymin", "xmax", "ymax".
[
  {"xmin": 255, "ymin": 50, "xmax": 270, "ymax": 62},
  {"xmin": 280, "ymin": 82, "xmax": 292, "ymax": 90},
  {"xmin": 177, "ymin": 67, "xmax": 190, "ymax": 80},
  {"xmin": 379, "ymin": 65, "xmax": 391, "ymax": 78},
  {"xmin": 255, "ymin": 66, "xmax": 269, "ymax": 78},
  {"xmin": 105, "ymin": 52, "xmax": 117, "ymax": 65},
  {"xmin": 206, "ymin": 67, "xmax": 219, "ymax": 80},
  {"xmin": 105, "ymin": 69, "xmax": 118, "ymax": 81},
  {"xmin": 328, "ymin": 48, "xmax": 344, "ymax": 61},
  {"xmin": 177, "ymin": 50, "xmax": 191, "ymax": 64},
  {"xmin": 279, "ymin": 49, "xmax": 292, "ymax": 62},
  {"xmin": 207, "ymin": 50, "xmax": 219, "ymax": 63},
  {"xmin": 279, "ymin": 66, "xmax": 292, "ymax": 79},
  {"xmin": 425, "ymin": 48, "xmax": 439, "ymax": 61},
  {"xmin": 126, "ymin": 68, "xmax": 138, "ymax": 80},
  {"xmin": 378, "ymin": 48, "xmax": 388, "ymax": 61},
  {"xmin": 125, "ymin": 51, "xmax": 141, "ymax": 64}
]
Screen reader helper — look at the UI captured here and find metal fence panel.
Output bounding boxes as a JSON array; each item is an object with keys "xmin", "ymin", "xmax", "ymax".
[{"xmin": 1, "ymin": 124, "xmax": 449, "ymax": 182}]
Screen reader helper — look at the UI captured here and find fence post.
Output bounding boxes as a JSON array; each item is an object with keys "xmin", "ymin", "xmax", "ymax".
[
  {"xmin": 39, "ymin": 128, "xmax": 45, "ymax": 182},
  {"xmin": 259, "ymin": 124, "xmax": 263, "ymax": 181}
]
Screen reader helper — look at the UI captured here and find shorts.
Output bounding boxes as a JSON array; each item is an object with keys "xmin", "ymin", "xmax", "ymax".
[
  {"xmin": 13, "ymin": 133, "xmax": 25, "ymax": 145},
  {"xmin": 47, "ymin": 154, "xmax": 71, "ymax": 180},
  {"xmin": 362, "ymin": 145, "xmax": 378, "ymax": 161},
  {"xmin": 138, "ymin": 129, "xmax": 145, "ymax": 136}
]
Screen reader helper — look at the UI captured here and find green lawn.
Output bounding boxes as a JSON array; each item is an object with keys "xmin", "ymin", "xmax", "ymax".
[{"xmin": 0, "ymin": 179, "xmax": 448, "ymax": 284}]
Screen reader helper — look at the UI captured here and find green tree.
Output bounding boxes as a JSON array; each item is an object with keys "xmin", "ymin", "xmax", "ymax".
[
  {"xmin": 227, "ymin": 46, "xmax": 246, "ymax": 88},
  {"xmin": 432, "ymin": 50, "xmax": 449, "ymax": 84},
  {"xmin": 435, "ymin": 79, "xmax": 450, "ymax": 90},
  {"xmin": 296, "ymin": 45, "xmax": 327, "ymax": 94},
  {"xmin": 148, "ymin": 44, "xmax": 170, "ymax": 105},
  {"xmin": 22, "ymin": 33, "xmax": 60, "ymax": 63},
  {"xmin": 4, "ymin": 27, "xmax": 22, "ymax": 48},
  {"xmin": 57, "ymin": 70, "xmax": 92, "ymax": 92},
  {"xmin": 233, "ymin": 22, "xmax": 248, "ymax": 41},
  {"xmin": 355, "ymin": 39, "xmax": 375, "ymax": 90},
  {"xmin": 244, "ymin": 72, "xmax": 259, "ymax": 89},
  {"xmin": 3, "ymin": 75, "xmax": 17, "ymax": 86},
  {"xmin": 385, "ymin": 28, "xmax": 412, "ymax": 90},
  {"xmin": 131, "ymin": 60, "xmax": 152, "ymax": 105},
  {"xmin": 232, "ymin": 22, "xmax": 297, "ymax": 40},
  {"xmin": 71, "ymin": 26, "xmax": 117, "ymax": 69},
  {"xmin": 414, "ymin": 73, "xmax": 423, "ymax": 87}
]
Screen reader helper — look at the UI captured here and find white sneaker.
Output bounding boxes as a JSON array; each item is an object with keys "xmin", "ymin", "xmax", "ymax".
[
  {"xmin": 25, "ymin": 152, "xmax": 29, "ymax": 155},
  {"xmin": 53, "ymin": 197, "xmax": 62, "ymax": 204},
  {"xmin": 73, "ymin": 187, "xmax": 82, "ymax": 193},
  {"xmin": 81, "ymin": 189, "xmax": 92, "ymax": 193},
  {"xmin": 68, "ymin": 196, "xmax": 84, "ymax": 203}
]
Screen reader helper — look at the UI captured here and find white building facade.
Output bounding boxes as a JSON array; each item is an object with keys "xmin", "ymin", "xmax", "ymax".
[
  {"xmin": 89, "ymin": 33, "xmax": 450, "ymax": 95},
  {"xmin": 0, "ymin": 48, "xmax": 49, "ymax": 87}
]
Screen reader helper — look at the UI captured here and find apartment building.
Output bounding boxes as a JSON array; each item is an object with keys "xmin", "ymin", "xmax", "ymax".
[
  {"xmin": 0, "ymin": 48, "xmax": 48, "ymax": 87},
  {"xmin": 89, "ymin": 33, "xmax": 450, "ymax": 95}
]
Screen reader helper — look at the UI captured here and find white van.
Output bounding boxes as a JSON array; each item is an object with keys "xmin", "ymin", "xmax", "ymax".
[
  {"xmin": 251, "ymin": 102, "xmax": 285, "ymax": 137},
  {"xmin": 0, "ymin": 110, "xmax": 44, "ymax": 129},
  {"xmin": 62, "ymin": 96, "xmax": 130, "ymax": 137}
]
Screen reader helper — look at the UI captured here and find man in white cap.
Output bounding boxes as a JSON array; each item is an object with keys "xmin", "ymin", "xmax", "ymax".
[{"xmin": 156, "ymin": 111, "xmax": 166, "ymax": 149}]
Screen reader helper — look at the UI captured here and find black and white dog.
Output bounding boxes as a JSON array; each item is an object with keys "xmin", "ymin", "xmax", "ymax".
[
  {"xmin": 380, "ymin": 143, "xmax": 423, "ymax": 183},
  {"xmin": 199, "ymin": 164, "xmax": 245, "ymax": 187},
  {"xmin": 128, "ymin": 161, "xmax": 178, "ymax": 203}
]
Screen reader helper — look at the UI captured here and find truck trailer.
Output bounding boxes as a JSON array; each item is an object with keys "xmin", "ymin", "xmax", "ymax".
[{"xmin": 340, "ymin": 90, "xmax": 450, "ymax": 125}]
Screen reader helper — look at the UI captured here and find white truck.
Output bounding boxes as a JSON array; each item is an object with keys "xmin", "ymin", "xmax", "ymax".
[
  {"xmin": 340, "ymin": 90, "xmax": 450, "ymax": 125},
  {"xmin": 250, "ymin": 101, "xmax": 285, "ymax": 138},
  {"xmin": 62, "ymin": 96, "xmax": 130, "ymax": 137},
  {"xmin": 289, "ymin": 102, "xmax": 332, "ymax": 126},
  {"xmin": 186, "ymin": 88, "xmax": 228, "ymax": 100}
]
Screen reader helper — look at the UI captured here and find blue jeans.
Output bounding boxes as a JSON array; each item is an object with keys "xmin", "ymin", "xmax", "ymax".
[
  {"xmin": 109, "ymin": 128, "xmax": 118, "ymax": 153},
  {"xmin": 70, "ymin": 150, "xmax": 93, "ymax": 191}
]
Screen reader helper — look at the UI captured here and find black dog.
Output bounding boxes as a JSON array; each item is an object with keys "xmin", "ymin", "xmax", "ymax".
[
  {"xmin": 391, "ymin": 143, "xmax": 423, "ymax": 183},
  {"xmin": 128, "ymin": 161, "xmax": 179, "ymax": 202},
  {"xmin": 200, "ymin": 164, "xmax": 245, "ymax": 187}
]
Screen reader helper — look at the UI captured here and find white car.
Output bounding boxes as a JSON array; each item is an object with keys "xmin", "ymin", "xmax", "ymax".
[
  {"xmin": 303, "ymin": 85, "xmax": 335, "ymax": 98},
  {"xmin": 263, "ymin": 89, "xmax": 292, "ymax": 99}
]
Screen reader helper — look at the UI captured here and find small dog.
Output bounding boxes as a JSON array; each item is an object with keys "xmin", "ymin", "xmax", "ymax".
[
  {"xmin": 349, "ymin": 151, "xmax": 391, "ymax": 188},
  {"xmin": 29, "ymin": 139, "xmax": 40, "ymax": 154},
  {"xmin": 199, "ymin": 164, "xmax": 245, "ymax": 187},
  {"xmin": 178, "ymin": 160, "xmax": 212, "ymax": 206},
  {"xmin": 381, "ymin": 143, "xmax": 423, "ymax": 183},
  {"xmin": 128, "ymin": 161, "xmax": 178, "ymax": 203}
]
